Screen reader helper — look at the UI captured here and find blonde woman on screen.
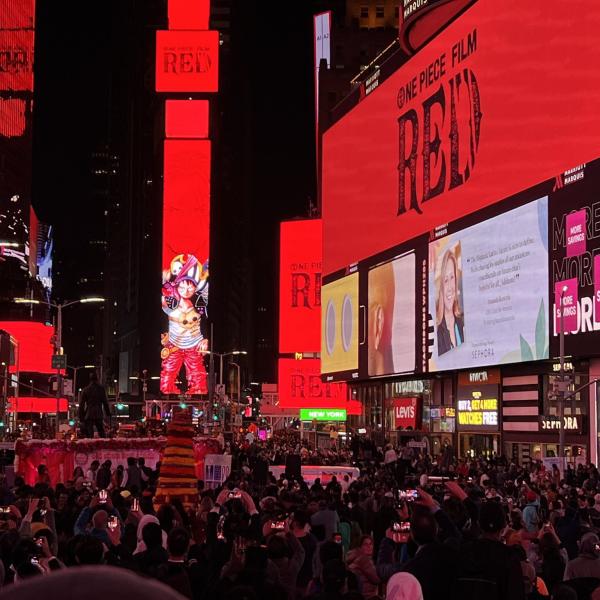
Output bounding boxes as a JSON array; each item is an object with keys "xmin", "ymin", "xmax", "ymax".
[{"xmin": 436, "ymin": 248, "xmax": 464, "ymax": 356}]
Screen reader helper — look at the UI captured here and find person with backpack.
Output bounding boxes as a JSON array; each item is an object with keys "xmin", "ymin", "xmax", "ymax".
[{"xmin": 455, "ymin": 501, "xmax": 526, "ymax": 600}]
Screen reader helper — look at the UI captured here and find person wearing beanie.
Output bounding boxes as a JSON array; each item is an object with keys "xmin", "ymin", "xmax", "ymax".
[
  {"xmin": 564, "ymin": 532, "xmax": 600, "ymax": 580},
  {"xmin": 523, "ymin": 489, "xmax": 540, "ymax": 533}
]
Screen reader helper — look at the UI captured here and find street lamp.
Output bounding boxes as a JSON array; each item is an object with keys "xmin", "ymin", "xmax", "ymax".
[
  {"xmin": 199, "ymin": 350, "xmax": 247, "ymax": 386},
  {"xmin": 14, "ymin": 297, "xmax": 105, "ymax": 432}
]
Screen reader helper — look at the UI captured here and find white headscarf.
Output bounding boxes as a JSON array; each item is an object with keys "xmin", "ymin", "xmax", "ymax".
[
  {"xmin": 386, "ymin": 572, "xmax": 424, "ymax": 600},
  {"xmin": 134, "ymin": 514, "xmax": 167, "ymax": 555}
]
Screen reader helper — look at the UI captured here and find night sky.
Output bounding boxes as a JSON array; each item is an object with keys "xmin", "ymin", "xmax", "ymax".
[{"xmin": 32, "ymin": 0, "xmax": 318, "ymax": 239}]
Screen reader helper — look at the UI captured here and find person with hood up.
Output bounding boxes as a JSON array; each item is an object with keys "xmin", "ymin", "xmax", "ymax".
[
  {"xmin": 346, "ymin": 535, "xmax": 380, "ymax": 598},
  {"xmin": 386, "ymin": 572, "xmax": 423, "ymax": 600},
  {"xmin": 134, "ymin": 514, "xmax": 168, "ymax": 554},
  {"xmin": 564, "ymin": 532, "xmax": 600, "ymax": 580}
]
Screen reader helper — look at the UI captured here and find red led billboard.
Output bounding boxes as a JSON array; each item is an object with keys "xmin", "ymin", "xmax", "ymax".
[
  {"xmin": 160, "ymin": 139, "xmax": 211, "ymax": 395},
  {"xmin": 8, "ymin": 397, "xmax": 68, "ymax": 413},
  {"xmin": 322, "ymin": 0, "xmax": 600, "ymax": 276},
  {"xmin": 168, "ymin": 0, "xmax": 210, "ymax": 30},
  {"xmin": 278, "ymin": 358, "xmax": 361, "ymax": 414},
  {"xmin": 0, "ymin": 321, "xmax": 57, "ymax": 374},
  {"xmin": 279, "ymin": 219, "xmax": 321, "ymax": 354},
  {"xmin": 0, "ymin": 98, "xmax": 25, "ymax": 137},
  {"xmin": 0, "ymin": 0, "xmax": 35, "ymax": 92},
  {"xmin": 155, "ymin": 30, "xmax": 219, "ymax": 93},
  {"xmin": 162, "ymin": 139, "xmax": 211, "ymax": 270},
  {"xmin": 165, "ymin": 100, "xmax": 209, "ymax": 139}
]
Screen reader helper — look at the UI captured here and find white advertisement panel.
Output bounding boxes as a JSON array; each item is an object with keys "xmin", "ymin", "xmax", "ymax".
[{"xmin": 428, "ymin": 197, "xmax": 549, "ymax": 372}]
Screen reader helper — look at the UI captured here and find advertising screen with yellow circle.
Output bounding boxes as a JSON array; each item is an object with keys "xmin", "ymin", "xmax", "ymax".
[{"xmin": 321, "ymin": 273, "xmax": 359, "ymax": 375}]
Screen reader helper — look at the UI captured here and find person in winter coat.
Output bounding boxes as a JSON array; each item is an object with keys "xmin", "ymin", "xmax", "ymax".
[
  {"xmin": 564, "ymin": 532, "xmax": 600, "ymax": 580},
  {"xmin": 346, "ymin": 535, "xmax": 381, "ymax": 598}
]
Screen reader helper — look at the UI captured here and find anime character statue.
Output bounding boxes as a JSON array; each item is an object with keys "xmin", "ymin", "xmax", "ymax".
[{"xmin": 160, "ymin": 253, "xmax": 209, "ymax": 395}]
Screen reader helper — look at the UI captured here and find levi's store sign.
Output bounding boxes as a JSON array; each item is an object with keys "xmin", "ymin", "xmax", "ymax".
[
  {"xmin": 392, "ymin": 397, "xmax": 420, "ymax": 429},
  {"xmin": 155, "ymin": 30, "xmax": 219, "ymax": 93},
  {"xmin": 322, "ymin": 0, "xmax": 600, "ymax": 277}
]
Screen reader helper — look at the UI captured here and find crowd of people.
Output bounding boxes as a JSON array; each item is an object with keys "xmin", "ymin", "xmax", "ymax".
[{"xmin": 1, "ymin": 437, "xmax": 600, "ymax": 600}]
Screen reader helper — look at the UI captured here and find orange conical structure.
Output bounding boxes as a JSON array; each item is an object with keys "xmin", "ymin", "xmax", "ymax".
[{"xmin": 154, "ymin": 406, "xmax": 199, "ymax": 509}]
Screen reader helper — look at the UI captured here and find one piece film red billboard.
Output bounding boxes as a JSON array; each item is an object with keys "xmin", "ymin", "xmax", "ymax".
[
  {"xmin": 322, "ymin": 0, "xmax": 600, "ymax": 278},
  {"xmin": 160, "ymin": 139, "xmax": 210, "ymax": 395},
  {"xmin": 155, "ymin": 30, "xmax": 219, "ymax": 93},
  {"xmin": 279, "ymin": 219, "xmax": 321, "ymax": 354},
  {"xmin": 278, "ymin": 358, "xmax": 361, "ymax": 415}
]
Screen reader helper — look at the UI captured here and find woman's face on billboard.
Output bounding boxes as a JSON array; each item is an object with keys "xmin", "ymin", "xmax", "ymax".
[{"xmin": 442, "ymin": 257, "xmax": 456, "ymax": 313}]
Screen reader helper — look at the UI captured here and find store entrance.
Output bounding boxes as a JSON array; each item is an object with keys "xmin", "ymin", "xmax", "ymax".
[{"xmin": 459, "ymin": 433, "xmax": 499, "ymax": 458}]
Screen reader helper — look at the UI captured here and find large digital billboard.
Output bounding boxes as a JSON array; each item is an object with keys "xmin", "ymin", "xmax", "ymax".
[
  {"xmin": 0, "ymin": 0, "xmax": 35, "ymax": 262},
  {"xmin": 160, "ymin": 139, "xmax": 211, "ymax": 395},
  {"xmin": 549, "ymin": 158, "xmax": 600, "ymax": 358},
  {"xmin": 322, "ymin": 0, "xmax": 600, "ymax": 278},
  {"xmin": 428, "ymin": 198, "xmax": 549, "ymax": 371},
  {"xmin": 155, "ymin": 30, "xmax": 219, "ymax": 93},
  {"xmin": 321, "ymin": 272, "xmax": 359, "ymax": 379},
  {"xmin": 0, "ymin": 0, "xmax": 35, "ymax": 92},
  {"xmin": 367, "ymin": 252, "xmax": 416, "ymax": 376},
  {"xmin": 0, "ymin": 321, "xmax": 57, "ymax": 374},
  {"xmin": 168, "ymin": 0, "xmax": 210, "ymax": 30},
  {"xmin": 279, "ymin": 219, "xmax": 321, "ymax": 354},
  {"xmin": 278, "ymin": 358, "xmax": 361, "ymax": 415}
]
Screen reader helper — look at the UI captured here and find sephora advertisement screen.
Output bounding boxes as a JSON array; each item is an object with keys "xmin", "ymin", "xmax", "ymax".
[{"xmin": 428, "ymin": 198, "xmax": 549, "ymax": 372}]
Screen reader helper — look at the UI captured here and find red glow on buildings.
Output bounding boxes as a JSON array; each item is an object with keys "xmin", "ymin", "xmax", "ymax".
[
  {"xmin": 0, "ymin": 321, "xmax": 57, "ymax": 374},
  {"xmin": 155, "ymin": 30, "xmax": 219, "ymax": 93},
  {"xmin": 8, "ymin": 397, "xmax": 68, "ymax": 413},
  {"xmin": 168, "ymin": 0, "xmax": 210, "ymax": 30},
  {"xmin": 165, "ymin": 100, "xmax": 209, "ymax": 139}
]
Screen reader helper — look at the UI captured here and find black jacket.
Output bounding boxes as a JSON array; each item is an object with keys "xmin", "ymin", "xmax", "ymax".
[
  {"xmin": 456, "ymin": 537, "xmax": 525, "ymax": 600},
  {"xmin": 437, "ymin": 314, "xmax": 465, "ymax": 356},
  {"xmin": 79, "ymin": 382, "xmax": 110, "ymax": 420}
]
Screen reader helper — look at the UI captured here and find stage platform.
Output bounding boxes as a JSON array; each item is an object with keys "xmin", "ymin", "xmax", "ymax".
[{"xmin": 14, "ymin": 437, "xmax": 222, "ymax": 485}]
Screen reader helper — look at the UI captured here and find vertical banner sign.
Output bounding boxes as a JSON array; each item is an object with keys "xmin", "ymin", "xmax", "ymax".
[
  {"xmin": 565, "ymin": 209, "xmax": 586, "ymax": 257},
  {"xmin": 555, "ymin": 278, "xmax": 578, "ymax": 333},
  {"xmin": 279, "ymin": 220, "xmax": 322, "ymax": 354},
  {"xmin": 160, "ymin": 142, "xmax": 211, "ymax": 395}
]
